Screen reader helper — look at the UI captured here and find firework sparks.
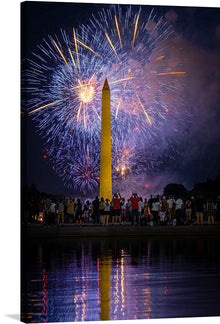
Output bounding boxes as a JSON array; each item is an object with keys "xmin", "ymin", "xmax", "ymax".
[
  {"xmin": 68, "ymin": 48, "xmax": 78, "ymax": 74},
  {"xmin": 52, "ymin": 39, "xmax": 73, "ymax": 75},
  {"xmin": 136, "ymin": 95, "xmax": 152, "ymax": 126},
  {"xmin": 77, "ymin": 102, "xmax": 82, "ymax": 122},
  {"xmin": 105, "ymin": 32, "xmax": 122, "ymax": 64},
  {"xmin": 73, "ymin": 28, "xmax": 80, "ymax": 70},
  {"xmin": 115, "ymin": 96, "xmax": 122, "ymax": 119},
  {"xmin": 22, "ymin": 5, "xmax": 189, "ymax": 193},
  {"xmin": 114, "ymin": 15, "xmax": 122, "ymax": 49},
  {"xmin": 76, "ymin": 38, "xmax": 103, "ymax": 59},
  {"xmin": 131, "ymin": 14, "xmax": 140, "ymax": 54},
  {"xmin": 156, "ymin": 72, "xmax": 186, "ymax": 76},
  {"xmin": 110, "ymin": 77, "xmax": 135, "ymax": 85},
  {"xmin": 156, "ymin": 56, "xmax": 165, "ymax": 61},
  {"xmin": 28, "ymin": 99, "xmax": 66, "ymax": 115}
]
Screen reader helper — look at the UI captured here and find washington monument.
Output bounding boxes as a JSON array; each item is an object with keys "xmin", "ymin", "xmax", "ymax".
[{"xmin": 99, "ymin": 78, "xmax": 112, "ymax": 201}]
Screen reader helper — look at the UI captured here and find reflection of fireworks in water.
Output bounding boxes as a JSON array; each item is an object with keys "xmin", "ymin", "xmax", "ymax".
[{"xmin": 23, "ymin": 5, "xmax": 188, "ymax": 193}]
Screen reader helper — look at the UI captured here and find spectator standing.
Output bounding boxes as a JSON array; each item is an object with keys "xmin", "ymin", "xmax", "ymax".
[
  {"xmin": 151, "ymin": 196, "xmax": 161, "ymax": 226},
  {"xmin": 66, "ymin": 197, "xmax": 75, "ymax": 223},
  {"xmin": 75, "ymin": 198, "xmax": 83, "ymax": 223},
  {"xmin": 112, "ymin": 193, "xmax": 121, "ymax": 224},
  {"xmin": 92, "ymin": 196, "xmax": 100, "ymax": 224},
  {"xmin": 148, "ymin": 195, "xmax": 154, "ymax": 211},
  {"xmin": 120, "ymin": 198, "xmax": 126, "ymax": 223},
  {"xmin": 57, "ymin": 198, "xmax": 64, "ymax": 225},
  {"xmin": 167, "ymin": 196, "xmax": 175, "ymax": 223},
  {"xmin": 143, "ymin": 198, "xmax": 148, "ymax": 220},
  {"xmin": 130, "ymin": 193, "xmax": 140, "ymax": 225},
  {"xmin": 74, "ymin": 198, "xmax": 78, "ymax": 217},
  {"xmin": 62, "ymin": 195, "xmax": 67, "ymax": 220},
  {"xmin": 143, "ymin": 198, "xmax": 151, "ymax": 223},
  {"xmin": 190, "ymin": 196, "xmax": 196, "ymax": 222},
  {"xmin": 207, "ymin": 199, "xmax": 215, "ymax": 224},
  {"xmin": 99, "ymin": 197, "xmax": 105, "ymax": 224},
  {"xmin": 175, "ymin": 197, "xmax": 183, "ymax": 225},
  {"xmin": 138, "ymin": 197, "xmax": 144, "ymax": 225},
  {"xmin": 103, "ymin": 199, "xmax": 111, "ymax": 225},
  {"xmin": 195, "ymin": 195, "xmax": 204, "ymax": 224},
  {"xmin": 161, "ymin": 196, "xmax": 168, "ymax": 213},
  {"xmin": 185, "ymin": 199, "xmax": 192, "ymax": 224},
  {"xmin": 49, "ymin": 201, "xmax": 57, "ymax": 226},
  {"xmin": 83, "ymin": 204, "xmax": 89, "ymax": 223},
  {"xmin": 126, "ymin": 199, "xmax": 132, "ymax": 222}
]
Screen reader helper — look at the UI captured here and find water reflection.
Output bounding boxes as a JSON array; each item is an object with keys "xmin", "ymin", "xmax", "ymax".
[
  {"xmin": 42, "ymin": 268, "xmax": 48, "ymax": 321},
  {"xmin": 100, "ymin": 256, "xmax": 111, "ymax": 320},
  {"xmin": 21, "ymin": 237, "xmax": 220, "ymax": 323}
]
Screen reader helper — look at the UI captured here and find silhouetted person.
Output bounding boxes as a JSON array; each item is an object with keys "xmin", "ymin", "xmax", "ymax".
[
  {"xmin": 207, "ymin": 199, "xmax": 215, "ymax": 224},
  {"xmin": 112, "ymin": 193, "xmax": 121, "ymax": 224},
  {"xmin": 66, "ymin": 197, "xmax": 74, "ymax": 223},
  {"xmin": 92, "ymin": 196, "xmax": 100, "ymax": 224},
  {"xmin": 195, "ymin": 195, "xmax": 204, "ymax": 224},
  {"xmin": 49, "ymin": 201, "xmax": 56, "ymax": 226},
  {"xmin": 130, "ymin": 193, "xmax": 140, "ymax": 225},
  {"xmin": 175, "ymin": 197, "xmax": 183, "ymax": 225},
  {"xmin": 99, "ymin": 197, "xmax": 105, "ymax": 224},
  {"xmin": 57, "ymin": 198, "xmax": 64, "ymax": 225},
  {"xmin": 75, "ymin": 199, "xmax": 82, "ymax": 223}
]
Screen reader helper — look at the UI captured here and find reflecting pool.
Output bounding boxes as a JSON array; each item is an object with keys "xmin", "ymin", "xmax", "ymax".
[{"xmin": 21, "ymin": 236, "xmax": 220, "ymax": 323}]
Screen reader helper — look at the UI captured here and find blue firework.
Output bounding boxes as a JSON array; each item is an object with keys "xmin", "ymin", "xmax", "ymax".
[{"xmin": 22, "ymin": 4, "xmax": 188, "ymax": 193}]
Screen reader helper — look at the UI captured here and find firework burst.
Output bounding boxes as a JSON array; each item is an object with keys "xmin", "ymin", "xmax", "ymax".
[{"xmin": 22, "ymin": 4, "xmax": 188, "ymax": 194}]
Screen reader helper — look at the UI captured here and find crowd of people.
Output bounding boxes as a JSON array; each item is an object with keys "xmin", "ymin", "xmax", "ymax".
[{"xmin": 22, "ymin": 191, "xmax": 220, "ymax": 227}]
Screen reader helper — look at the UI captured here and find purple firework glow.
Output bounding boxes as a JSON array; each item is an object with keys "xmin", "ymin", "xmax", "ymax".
[{"xmin": 22, "ymin": 5, "xmax": 190, "ymax": 195}]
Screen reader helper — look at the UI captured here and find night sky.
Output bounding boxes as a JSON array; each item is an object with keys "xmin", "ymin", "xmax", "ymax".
[{"xmin": 21, "ymin": 0, "xmax": 220, "ymax": 198}]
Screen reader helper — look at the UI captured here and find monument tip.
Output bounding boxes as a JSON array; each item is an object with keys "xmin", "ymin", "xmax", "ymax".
[{"xmin": 103, "ymin": 78, "xmax": 109, "ymax": 90}]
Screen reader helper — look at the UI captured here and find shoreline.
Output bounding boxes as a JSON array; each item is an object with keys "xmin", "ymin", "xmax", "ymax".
[{"xmin": 22, "ymin": 222, "xmax": 220, "ymax": 238}]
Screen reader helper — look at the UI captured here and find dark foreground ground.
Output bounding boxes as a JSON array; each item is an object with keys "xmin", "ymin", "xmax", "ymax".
[{"xmin": 22, "ymin": 222, "xmax": 220, "ymax": 238}]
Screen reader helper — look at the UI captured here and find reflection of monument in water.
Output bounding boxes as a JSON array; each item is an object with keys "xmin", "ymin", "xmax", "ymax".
[
  {"xmin": 99, "ymin": 256, "xmax": 111, "ymax": 320},
  {"xmin": 99, "ymin": 78, "xmax": 112, "ymax": 201}
]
